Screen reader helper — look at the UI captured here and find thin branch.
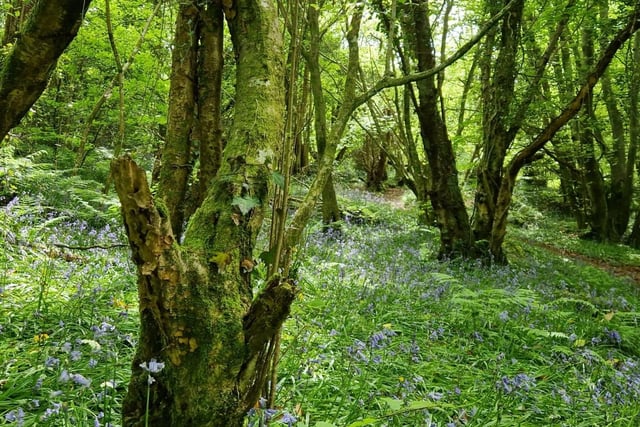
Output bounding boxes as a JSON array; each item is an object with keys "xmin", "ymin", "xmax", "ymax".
[
  {"xmin": 348, "ymin": 0, "xmax": 519, "ymax": 116},
  {"xmin": 53, "ymin": 242, "xmax": 128, "ymax": 250}
]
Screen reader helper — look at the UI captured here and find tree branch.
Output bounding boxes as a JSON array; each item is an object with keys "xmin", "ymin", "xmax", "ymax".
[{"xmin": 0, "ymin": 0, "xmax": 92, "ymax": 142}]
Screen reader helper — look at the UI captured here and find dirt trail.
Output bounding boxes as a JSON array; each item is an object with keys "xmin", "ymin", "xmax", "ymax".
[{"xmin": 529, "ymin": 240, "xmax": 640, "ymax": 285}]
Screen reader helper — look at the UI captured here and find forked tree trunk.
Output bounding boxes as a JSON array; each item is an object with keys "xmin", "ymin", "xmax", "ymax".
[
  {"xmin": 113, "ymin": 1, "xmax": 291, "ymax": 425},
  {"xmin": 472, "ymin": 0, "xmax": 524, "ymax": 242},
  {"xmin": 489, "ymin": 9, "xmax": 640, "ymax": 259}
]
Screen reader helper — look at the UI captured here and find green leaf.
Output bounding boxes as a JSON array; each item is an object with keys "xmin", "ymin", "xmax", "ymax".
[
  {"xmin": 259, "ymin": 248, "xmax": 277, "ymax": 265},
  {"xmin": 271, "ymin": 171, "xmax": 285, "ymax": 189},
  {"xmin": 380, "ymin": 397, "xmax": 403, "ymax": 411},
  {"xmin": 232, "ymin": 196, "xmax": 260, "ymax": 215},
  {"xmin": 314, "ymin": 422, "xmax": 338, "ymax": 427},
  {"xmin": 347, "ymin": 418, "xmax": 378, "ymax": 427}
]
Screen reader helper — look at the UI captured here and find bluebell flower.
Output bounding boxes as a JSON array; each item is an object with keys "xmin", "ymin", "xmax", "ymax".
[
  {"xmin": 427, "ymin": 391, "xmax": 444, "ymax": 401},
  {"xmin": 89, "ymin": 358, "xmax": 98, "ymax": 368},
  {"xmin": 499, "ymin": 311, "xmax": 510, "ymax": 322},
  {"xmin": 45, "ymin": 356, "xmax": 60, "ymax": 368},
  {"xmin": 59, "ymin": 370, "xmax": 70, "ymax": 383},
  {"xmin": 70, "ymin": 350, "xmax": 82, "ymax": 361},
  {"xmin": 605, "ymin": 328, "xmax": 622, "ymax": 345},
  {"xmin": 281, "ymin": 412, "xmax": 297, "ymax": 426},
  {"xmin": 140, "ymin": 358, "xmax": 165, "ymax": 373},
  {"xmin": 264, "ymin": 408, "xmax": 277, "ymax": 421},
  {"xmin": 43, "ymin": 402, "xmax": 62, "ymax": 420},
  {"xmin": 4, "ymin": 408, "xmax": 24, "ymax": 426},
  {"xmin": 72, "ymin": 373, "xmax": 91, "ymax": 387}
]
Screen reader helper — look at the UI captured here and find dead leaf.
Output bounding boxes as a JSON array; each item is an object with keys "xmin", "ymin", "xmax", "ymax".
[{"xmin": 241, "ymin": 259, "xmax": 254, "ymax": 272}]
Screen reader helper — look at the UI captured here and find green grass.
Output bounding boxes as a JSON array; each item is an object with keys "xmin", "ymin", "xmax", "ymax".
[{"xmin": 2, "ymin": 190, "xmax": 640, "ymax": 426}]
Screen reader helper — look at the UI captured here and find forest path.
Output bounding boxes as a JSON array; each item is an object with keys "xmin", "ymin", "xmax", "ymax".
[{"xmin": 528, "ymin": 240, "xmax": 640, "ymax": 286}]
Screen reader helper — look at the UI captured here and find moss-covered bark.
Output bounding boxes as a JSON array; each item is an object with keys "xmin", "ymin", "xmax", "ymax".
[
  {"xmin": 0, "ymin": 0, "xmax": 91, "ymax": 142},
  {"xmin": 114, "ymin": 1, "xmax": 291, "ymax": 425},
  {"xmin": 472, "ymin": 0, "xmax": 524, "ymax": 242},
  {"xmin": 157, "ymin": 0, "xmax": 199, "ymax": 238},
  {"xmin": 403, "ymin": 0, "xmax": 473, "ymax": 258}
]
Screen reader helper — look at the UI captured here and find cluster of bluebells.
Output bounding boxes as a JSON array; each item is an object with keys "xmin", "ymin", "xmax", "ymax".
[
  {"xmin": 246, "ymin": 397, "xmax": 297, "ymax": 427},
  {"xmin": 495, "ymin": 373, "xmax": 537, "ymax": 395},
  {"xmin": 346, "ymin": 326, "xmax": 397, "ymax": 366},
  {"xmin": 4, "ymin": 408, "xmax": 24, "ymax": 426}
]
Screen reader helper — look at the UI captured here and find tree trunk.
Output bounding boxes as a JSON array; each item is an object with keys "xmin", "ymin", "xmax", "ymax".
[
  {"xmin": 472, "ymin": 0, "xmax": 524, "ymax": 242},
  {"xmin": 194, "ymin": 2, "xmax": 224, "ymax": 210},
  {"xmin": 404, "ymin": 0, "xmax": 473, "ymax": 258},
  {"xmin": 306, "ymin": 3, "xmax": 343, "ymax": 227},
  {"xmin": 578, "ymin": 27, "xmax": 610, "ymax": 241},
  {"xmin": 156, "ymin": 0, "xmax": 199, "ymax": 238},
  {"xmin": 0, "ymin": 0, "xmax": 92, "ymax": 142},
  {"xmin": 599, "ymin": 3, "xmax": 633, "ymax": 240},
  {"xmin": 114, "ymin": 1, "xmax": 289, "ymax": 425},
  {"xmin": 627, "ymin": 33, "xmax": 640, "ymax": 247}
]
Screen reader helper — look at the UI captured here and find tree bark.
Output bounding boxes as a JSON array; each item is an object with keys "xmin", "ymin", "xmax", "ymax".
[
  {"xmin": 156, "ymin": 0, "xmax": 199, "ymax": 238},
  {"xmin": 0, "ymin": 0, "xmax": 91, "ymax": 142},
  {"xmin": 306, "ymin": 3, "xmax": 342, "ymax": 227},
  {"xmin": 194, "ymin": 2, "xmax": 224, "ymax": 210},
  {"xmin": 472, "ymin": 0, "xmax": 525, "ymax": 241},
  {"xmin": 627, "ymin": 33, "xmax": 640, "ymax": 247},
  {"xmin": 578, "ymin": 26, "xmax": 610, "ymax": 240},
  {"xmin": 404, "ymin": 0, "xmax": 473, "ymax": 258},
  {"xmin": 115, "ymin": 1, "xmax": 288, "ymax": 425}
]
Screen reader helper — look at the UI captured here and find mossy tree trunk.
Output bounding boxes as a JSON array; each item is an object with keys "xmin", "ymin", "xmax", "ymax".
[
  {"xmin": 578, "ymin": 26, "xmax": 610, "ymax": 241},
  {"xmin": 307, "ymin": 3, "xmax": 341, "ymax": 227},
  {"xmin": 113, "ymin": 1, "xmax": 291, "ymax": 425},
  {"xmin": 0, "ymin": 0, "xmax": 91, "ymax": 142},
  {"xmin": 403, "ymin": 0, "xmax": 474, "ymax": 258},
  {"xmin": 156, "ymin": 0, "xmax": 199, "ymax": 238},
  {"xmin": 628, "ymin": 33, "xmax": 640, "ymax": 247},
  {"xmin": 157, "ymin": 0, "xmax": 225, "ymax": 239},
  {"xmin": 472, "ymin": 0, "xmax": 524, "ymax": 242}
]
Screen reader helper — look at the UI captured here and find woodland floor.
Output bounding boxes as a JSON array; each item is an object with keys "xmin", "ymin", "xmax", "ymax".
[
  {"xmin": 381, "ymin": 186, "xmax": 640, "ymax": 286},
  {"xmin": 530, "ymin": 240, "xmax": 640, "ymax": 286}
]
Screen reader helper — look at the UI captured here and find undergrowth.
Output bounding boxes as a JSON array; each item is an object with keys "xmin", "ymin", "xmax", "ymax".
[{"xmin": 1, "ymin": 187, "xmax": 640, "ymax": 426}]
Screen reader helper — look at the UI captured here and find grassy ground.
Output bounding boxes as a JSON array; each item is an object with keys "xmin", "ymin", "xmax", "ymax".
[{"xmin": 2, "ymin": 190, "xmax": 640, "ymax": 426}]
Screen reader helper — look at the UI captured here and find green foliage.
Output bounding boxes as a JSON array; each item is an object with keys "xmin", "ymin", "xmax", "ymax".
[
  {"xmin": 0, "ymin": 143, "xmax": 120, "ymax": 227},
  {"xmin": 0, "ymin": 196, "xmax": 134, "ymax": 426},
  {"xmin": 269, "ymin": 189, "xmax": 640, "ymax": 426},
  {"xmin": 3, "ymin": 185, "xmax": 640, "ymax": 426}
]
